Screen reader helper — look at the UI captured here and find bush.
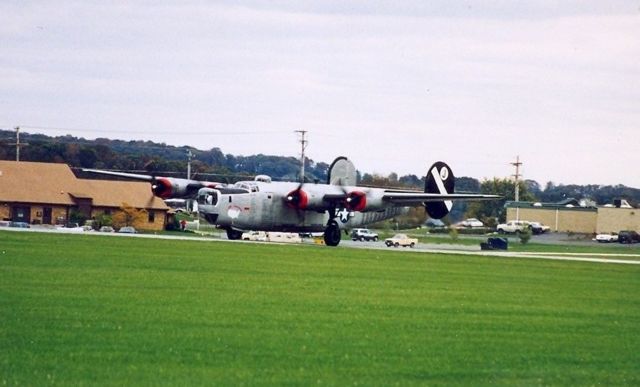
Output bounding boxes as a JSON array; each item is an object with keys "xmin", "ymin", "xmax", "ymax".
[
  {"xmin": 92, "ymin": 214, "xmax": 113, "ymax": 230},
  {"xmin": 519, "ymin": 228, "xmax": 532, "ymax": 245}
]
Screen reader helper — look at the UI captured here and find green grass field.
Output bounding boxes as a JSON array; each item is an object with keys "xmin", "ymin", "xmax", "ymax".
[{"xmin": 1, "ymin": 230, "xmax": 639, "ymax": 385}]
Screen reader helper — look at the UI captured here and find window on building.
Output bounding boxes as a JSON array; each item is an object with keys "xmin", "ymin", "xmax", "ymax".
[{"xmin": 148, "ymin": 211, "xmax": 155, "ymax": 223}]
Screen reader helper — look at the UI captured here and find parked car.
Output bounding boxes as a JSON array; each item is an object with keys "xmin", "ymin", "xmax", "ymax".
[
  {"xmin": 9, "ymin": 221, "xmax": 30, "ymax": 228},
  {"xmin": 384, "ymin": 234, "xmax": 418, "ymax": 248},
  {"xmin": 618, "ymin": 230, "xmax": 640, "ymax": 244},
  {"xmin": 458, "ymin": 218, "xmax": 484, "ymax": 228},
  {"xmin": 496, "ymin": 220, "xmax": 530, "ymax": 234},
  {"xmin": 55, "ymin": 223, "xmax": 84, "ymax": 232},
  {"xmin": 267, "ymin": 232, "xmax": 302, "ymax": 243},
  {"xmin": 242, "ymin": 231, "xmax": 267, "ymax": 241},
  {"xmin": 528, "ymin": 222, "xmax": 550, "ymax": 234},
  {"xmin": 99, "ymin": 226, "xmax": 115, "ymax": 232},
  {"xmin": 593, "ymin": 233, "xmax": 618, "ymax": 243},
  {"xmin": 424, "ymin": 218, "xmax": 446, "ymax": 229},
  {"xmin": 350, "ymin": 228, "xmax": 379, "ymax": 241},
  {"xmin": 118, "ymin": 226, "xmax": 137, "ymax": 234}
]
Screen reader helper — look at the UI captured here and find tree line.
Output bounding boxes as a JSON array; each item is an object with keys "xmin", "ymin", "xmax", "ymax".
[{"xmin": 2, "ymin": 129, "xmax": 638, "ymax": 227}]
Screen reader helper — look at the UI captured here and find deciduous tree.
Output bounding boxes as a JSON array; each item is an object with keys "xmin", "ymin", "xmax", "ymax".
[{"xmin": 112, "ymin": 202, "xmax": 147, "ymax": 230}]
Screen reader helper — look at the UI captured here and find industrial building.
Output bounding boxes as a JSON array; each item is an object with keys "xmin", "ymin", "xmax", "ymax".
[
  {"xmin": 505, "ymin": 200, "xmax": 640, "ymax": 234},
  {"xmin": 0, "ymin": 160, "xmax": 168, "ymax": 230}
]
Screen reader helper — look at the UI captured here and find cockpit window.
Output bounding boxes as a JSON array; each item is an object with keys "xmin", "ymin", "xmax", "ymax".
[
  {"xmin": 197, "ymin": 190, "xmax": 218, "ymax": 206},
  {"xmin": 235, "ymin": 182, "xmax": 259, "ymax": 192}
]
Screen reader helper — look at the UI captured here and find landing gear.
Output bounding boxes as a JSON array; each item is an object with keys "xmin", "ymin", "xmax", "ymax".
[
  {"xmin": 323, "ymin": 220, "xmax": 341, "ymax": 247},
  {"xmin": 226, "ymin": 228, "xmax": 243, "ymax": 240}
]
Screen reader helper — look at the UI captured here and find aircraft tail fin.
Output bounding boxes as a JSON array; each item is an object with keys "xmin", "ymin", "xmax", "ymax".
[
  {"xmin": 424, "ymin": 161, "xmax": 454, "ymax": 219},
  {"xmin": 327, "ymin": 156, "xmax": 357, "ymax": 186}
]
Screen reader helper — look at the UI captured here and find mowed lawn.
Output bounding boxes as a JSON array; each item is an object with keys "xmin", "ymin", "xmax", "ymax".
[{"xmin": 1, "ymin": 231, "xmax": 639, "ymax": 385}]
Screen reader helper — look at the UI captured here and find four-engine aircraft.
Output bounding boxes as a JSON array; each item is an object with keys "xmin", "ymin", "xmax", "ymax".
[{"xmin": 84, "ymin": 157, "xmax": 499, "ymax": 246}]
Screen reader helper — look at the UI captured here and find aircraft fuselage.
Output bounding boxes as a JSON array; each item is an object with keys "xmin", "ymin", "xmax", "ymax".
[{"xmin": 196, "ymin": 181, "xmax": 407, "ymax": 233}]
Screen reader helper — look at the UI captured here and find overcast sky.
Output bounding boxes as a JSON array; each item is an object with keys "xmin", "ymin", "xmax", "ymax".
[{"xmin": 1, "ymin": 1, "xmax": 639, "ymax": 187}]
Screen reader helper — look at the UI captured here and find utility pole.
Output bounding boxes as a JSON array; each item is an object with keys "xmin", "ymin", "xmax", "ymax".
[
  {"xmin": 511, "ymin": 155, "xmax": 523, "ymax": 220},
  {"xmin": 186, "ymin": 149, "xmax": 193, "ymax": 179},
  {"xmin": 295, "ymin": 130, "xmax": 308, "ymax": 183},
  {"xmin": 10, "ymin": 127, "xmax": 28, "ymax": 161}
]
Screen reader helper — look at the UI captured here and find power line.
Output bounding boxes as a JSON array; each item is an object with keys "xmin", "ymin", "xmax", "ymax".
[{"xmin": 2, "ymin": 125, "xmax": 289, "ymax": 137}]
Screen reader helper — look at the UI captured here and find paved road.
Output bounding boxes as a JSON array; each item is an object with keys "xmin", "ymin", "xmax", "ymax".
[
  {"xmin": 3, "ymin": 226, "xmax": 639, "ymax": 265},
  {"xmin": 343, "ymin": 240, "xmax": 640, "ymax": 265}
]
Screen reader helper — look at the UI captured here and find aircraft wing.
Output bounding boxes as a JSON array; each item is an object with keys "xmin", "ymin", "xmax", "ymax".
[
  {"xmin": 382, "ymin": 192, "xmax": 501, "ymax": 205},
  {"xmin": 82, "ymin": 169, "xmax": 154, "ymax": 181},
  {"xmin": 82, "ymin": 168, "xmax": 222, "ymax": 199},
  {"xmin": 316, "ymin": 189, "xmax": 500, "ymax": 213}
]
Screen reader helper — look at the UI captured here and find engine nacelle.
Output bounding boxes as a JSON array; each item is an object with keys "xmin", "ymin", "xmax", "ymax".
[
  {"xmin": 285, "ymin": 188, "xmax": 309, "ymax": 209},
  {"xmin": 152, "ymin": 177, "xmax": 219, "ymax": 199},
  {"xmin": 284, "ymin": 186, "xmax": 330, "ymax": 211},
  {"xmin": 344, "ymin": 190, "xmax": 385, "ymax": 212}
]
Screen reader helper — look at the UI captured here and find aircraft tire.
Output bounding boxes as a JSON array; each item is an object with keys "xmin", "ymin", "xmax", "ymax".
[
  {"xmin": 324, "ymin": 221, "xmax": 341, "ymax": 247},
  {"xmin": 226, "ymin": 228, "xmax": 243, "ymax": 240}
]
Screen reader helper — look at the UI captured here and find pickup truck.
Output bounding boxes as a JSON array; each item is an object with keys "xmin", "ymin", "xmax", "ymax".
[
  {"xmin": 496, "ymin": 220, "xmax": 530, "ymax": 234},
  {"xmin": 384, "ymin": 233, "xmax": 418, "ymax": 248}
]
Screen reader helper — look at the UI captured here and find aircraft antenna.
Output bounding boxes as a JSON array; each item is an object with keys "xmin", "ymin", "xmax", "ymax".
[
  {"xmin": 510, "ymin": 155, "xmax": 523, "ymax": 220},
  {"xmin": 295, "ymin": 130, "xmax": 308, "ymax": 183}
]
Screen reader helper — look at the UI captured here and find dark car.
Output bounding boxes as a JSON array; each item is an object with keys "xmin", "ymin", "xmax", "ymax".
[{"xmin": 618, "ymin": 230, "xmax": 640, "ymax": 244}]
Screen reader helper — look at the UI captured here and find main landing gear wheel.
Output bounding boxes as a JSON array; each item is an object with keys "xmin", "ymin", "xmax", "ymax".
[
  {"xmin": 323, "ymin": 220, "xmax": 341, "ymax": 247},
  {"xmin": 226, "ymin": 228, "xmax": 243, "ymax": 240}
]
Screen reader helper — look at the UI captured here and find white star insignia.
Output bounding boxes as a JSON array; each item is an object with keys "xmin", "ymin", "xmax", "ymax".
[{"xmin": 337, "ymin": 208, "xmax": 351, "ymax": 223}]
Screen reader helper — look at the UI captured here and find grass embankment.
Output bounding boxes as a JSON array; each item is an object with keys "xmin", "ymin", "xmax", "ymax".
[{"xmin": 1, "ymin": 231, "xmax": 639, "ymax": 385}]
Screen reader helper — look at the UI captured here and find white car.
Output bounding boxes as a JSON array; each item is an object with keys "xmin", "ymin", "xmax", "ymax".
[
  {"xmin": 593, "ymin": 233, "xmax": 618, "ymax": 243},
  {"xmin": 458, "ymin": 218, "xmax": 484, "ymax": 228}
]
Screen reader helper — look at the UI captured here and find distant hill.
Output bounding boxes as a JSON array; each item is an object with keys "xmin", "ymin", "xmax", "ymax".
[{"xmin": 0, "ymin": 129, "xmax": 329, "ymax": 183}]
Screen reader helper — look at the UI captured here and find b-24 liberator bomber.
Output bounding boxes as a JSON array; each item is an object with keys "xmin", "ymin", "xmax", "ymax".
[{"xmin": 84, "ymin": 157, "xmax": 499, "ymax": 246}]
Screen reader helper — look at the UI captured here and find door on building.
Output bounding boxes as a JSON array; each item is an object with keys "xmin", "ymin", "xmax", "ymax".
[
  {"xmin": 12, "ymin": 206, "xmax": 31, "ymax": 223},
  {"xmin": 43, "ymin": 207, "xmax": 52, "ymax": 224}
]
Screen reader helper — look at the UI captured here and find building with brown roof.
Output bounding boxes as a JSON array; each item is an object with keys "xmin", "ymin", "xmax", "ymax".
[{"xmin": 0, "ymin": 160, "xmax": 168, "ymax": 230}]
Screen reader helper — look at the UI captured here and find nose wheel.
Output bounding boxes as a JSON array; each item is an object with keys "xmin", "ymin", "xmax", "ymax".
[{"xmin": 323, "ymin": 220, "xmax": 341, "ymax": 246}]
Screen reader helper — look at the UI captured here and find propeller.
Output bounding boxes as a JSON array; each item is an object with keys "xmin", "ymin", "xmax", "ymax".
[
  {"xmin": 284, "ymin": 183, "xmax": 309, "ymax": 210},
  {"xmin": 344, "ymin": 190, "xmax": 367, "ymax": 211}
]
